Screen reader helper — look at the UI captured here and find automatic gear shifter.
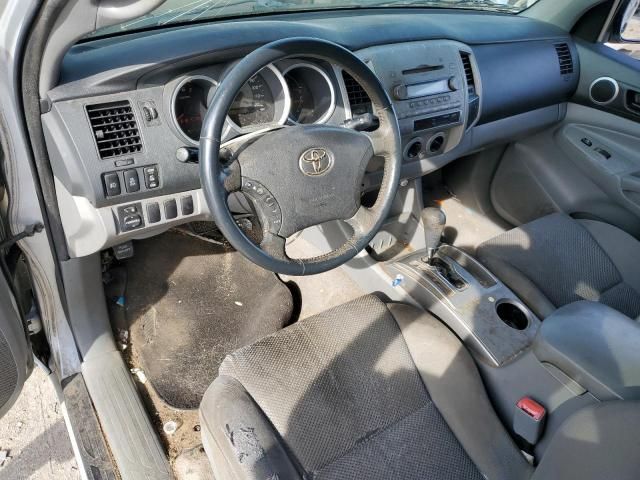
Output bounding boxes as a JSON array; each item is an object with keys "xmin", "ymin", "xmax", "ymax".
[
  {"xmin": 415, "ymin": 206, "xmax": 467, "ymax": 290},
  {"xmin": 421, "ymin": 207, "xmax": 446, "ymax": 264}
]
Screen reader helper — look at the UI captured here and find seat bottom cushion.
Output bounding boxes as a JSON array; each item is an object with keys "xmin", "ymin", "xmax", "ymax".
[
  {"xmin": 199, "ymin": 295, "xmax": 530, "ymax": 480},
  {"xmin": 477, "ymin": 213, "xmax": 640, "ymax": 320}
]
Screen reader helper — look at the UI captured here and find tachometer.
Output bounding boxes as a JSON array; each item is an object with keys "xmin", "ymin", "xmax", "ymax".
[
  {"xmin": 170, "ymin": 64, "xmax": 289, "ymax": 141},
  {"xmin": 228, "ymin": 74, "xmax": 276, "ymax": 129},
  {"xmin": 173, "ymin": 76, "xmax": 216, "ymax": 142}
]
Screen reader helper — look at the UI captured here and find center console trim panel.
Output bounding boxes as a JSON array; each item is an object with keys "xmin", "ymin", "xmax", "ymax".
[{"xmin": 386, "ymin": 245, "xmax": 541, "ymax": 366}]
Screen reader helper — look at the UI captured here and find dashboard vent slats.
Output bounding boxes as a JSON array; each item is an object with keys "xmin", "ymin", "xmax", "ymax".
[
  {"xmin": 86, "ymin": 100, "xmax": 142, "ymax": 159},
  {"xmin": 342, "ymin": 71, "xmax": 372, "ymax": 116},
  {"xmin": 460, "ymin": 51, "xmax": 480, "ymax": 129},
  {"xmin": 554, "ymin": 43, "xmax": 574, "ymax": 75},
  {"xmin": 459, "ymin": 52, "xmax": 475, "ymax": 91}
]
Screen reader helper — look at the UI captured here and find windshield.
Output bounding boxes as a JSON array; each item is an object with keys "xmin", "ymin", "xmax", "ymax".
[{"xmin": 92, "ymin": 0, "xmax": 539, "ymax": 37}]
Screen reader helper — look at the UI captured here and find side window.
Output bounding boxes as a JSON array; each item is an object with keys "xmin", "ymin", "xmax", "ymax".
[{"xmin": 606, "ymin": 4, "xmax": 640, "ymax": 59}]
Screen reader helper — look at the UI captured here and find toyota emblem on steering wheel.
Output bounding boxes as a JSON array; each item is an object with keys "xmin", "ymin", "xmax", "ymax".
[{"xmin": 299, "ymin": 148, "xmax": 334, "ymax": 176}]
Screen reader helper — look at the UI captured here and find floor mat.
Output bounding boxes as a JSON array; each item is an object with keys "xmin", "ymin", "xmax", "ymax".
[{"xmin": 124, "ymin": 230, "xmax": 293, "ymax": 409}]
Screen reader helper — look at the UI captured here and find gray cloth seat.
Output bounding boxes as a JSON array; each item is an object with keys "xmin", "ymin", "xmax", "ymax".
[
  {"xmin": 477, "ymin": 213, "xmax": 640, "ymax": 320},
  {"xmin": 198, "ymin": 295, "xmax": 640, "ymax": 479}
]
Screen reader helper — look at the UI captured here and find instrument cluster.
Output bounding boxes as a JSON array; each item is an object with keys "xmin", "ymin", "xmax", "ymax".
[{"xmin": 169, "ymin": 60, "xmax": 336, "ymax": 145}]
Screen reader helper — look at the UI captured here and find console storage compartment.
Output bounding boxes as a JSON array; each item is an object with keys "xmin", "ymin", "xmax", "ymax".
[{"xmin": 533, "ymin": 301, "xmax": 640, "ymax": 401}]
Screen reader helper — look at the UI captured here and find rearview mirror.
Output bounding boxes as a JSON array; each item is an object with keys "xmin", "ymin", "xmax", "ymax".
[{"xmin": 619, "ymin": 0, "xmax": 640, "ymax": 42}]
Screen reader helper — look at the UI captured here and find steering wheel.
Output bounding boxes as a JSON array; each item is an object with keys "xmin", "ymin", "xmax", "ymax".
[{"xmin": 200, "ymin": 38, "xmax": 402, "ymax": 275}]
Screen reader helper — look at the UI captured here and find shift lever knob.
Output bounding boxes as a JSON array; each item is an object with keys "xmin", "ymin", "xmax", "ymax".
[{"xmin": 422, "ymin": 207, "xmax": 446, "ymax": 262}]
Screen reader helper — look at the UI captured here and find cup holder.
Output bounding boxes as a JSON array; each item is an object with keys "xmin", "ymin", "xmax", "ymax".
[{"xmin": 495, "ymin": 300, "xmax": 529, "ymax": 330}]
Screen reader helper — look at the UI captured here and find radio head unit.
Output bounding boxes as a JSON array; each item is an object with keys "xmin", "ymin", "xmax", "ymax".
[
  {"xmin": 355, "ymin": 40, "xmax": 475, "ymax": 158},
  {"xmin": 393, "ymin": 77, "xmax": 456, "ymax": 101}
]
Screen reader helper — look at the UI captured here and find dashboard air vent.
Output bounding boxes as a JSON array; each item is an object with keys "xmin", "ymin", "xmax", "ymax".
[
  {"xmin": 554, "ymin": 43, "xmax": 574, "ymax": 75},
  {"xmin": 342, "ymin": 70, "xmax": 372, "ymax": 116},
  {"xmin": 460, "ymin": 52, "xmax": 475, "ymax": 92},
  {"xmin": 460, "ymin": 51, "xmax": 480, "ymax": 129},
  {"xmin": 86, "ymin": 100, "xmax": 142, "ymax": 159}
]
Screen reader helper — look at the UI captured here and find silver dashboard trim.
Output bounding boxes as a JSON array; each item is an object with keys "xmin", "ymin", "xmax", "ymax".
[
  {"xmin": 226, "ymin": 63, "xmax": 292, "ymax": 135},
  {"xmin": 281, "ymin": 62, "xmax": 336, "ymax": 125},
  {"xmin": 589, "ymin": 76, "xmax": 620, "ymax": 106},
  {"xmin": 170, "ymin": 74, "xmax": 232, "ymax": 146}
]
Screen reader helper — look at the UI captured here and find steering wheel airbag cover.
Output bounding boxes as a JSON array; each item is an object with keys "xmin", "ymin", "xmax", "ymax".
[{"xmin": 238, "ymin": 125, "xmax": 373, "ymax": 237}]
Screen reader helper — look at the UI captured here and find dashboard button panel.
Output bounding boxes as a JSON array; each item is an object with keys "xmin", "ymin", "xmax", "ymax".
[
  {"xmin": 123, "ymin": 169, "xmax": 140, "ymax": 193},
  {"xmin": 181, "ymin": 195, "xmax": 194, "ymax": 215},
  {"xmin": 147, "ymin": 202, "xmax": 161, "ymax": 223},
  {"xmin": 103, "ymin": 165, "xmax": 159, "ymax": 199},
  {"xmin": 164, "ymin": 199, "xmax": 178, "ymax": 219},
  {"xmin": 116, "ymin": 203, "xmax": 145, "ymax": 232},
  {"xmin": 103, "ymin": 172, "xmax": 121, "ymax": 197},
  {"xmin": 144, "ymin": 165, "xmax": 160, "ymax": 189}
]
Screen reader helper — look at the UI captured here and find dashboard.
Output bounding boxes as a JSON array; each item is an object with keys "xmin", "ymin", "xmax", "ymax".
[
  {"xmin": 169, "ymin": 60, "xmax": 337, "ymax": 145},
  {"xmin": 43, "ymin": 9, "xmax": 579, "ymax": 258}
]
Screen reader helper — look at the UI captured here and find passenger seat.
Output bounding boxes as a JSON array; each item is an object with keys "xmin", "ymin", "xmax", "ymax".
[{"xmin": 477, "ymin": 213, "xmax": 640, "ymax": 320}]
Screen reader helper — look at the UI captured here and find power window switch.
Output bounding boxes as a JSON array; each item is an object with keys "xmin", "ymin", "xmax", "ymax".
[
  {"xmin": 123, "ymin": 169, "xmax": 140, "ymax": 193},
  {"xmin": 580, "ymin": 137, "xmax": 593, "ymax": 147},
  {"xmin": 147, "ymin": 202, "xmax": 161, "ymax": 224},
  {"xmin": 164, "ymin": 199, "xmax": 178, "ymax": 220},
  {"xmin": 181, "ymin": 195, "xmax": 194, "ymax": 215},
  {"xmin": 595, "ymin": 147, "xmax": 611, "ymax": 159},
  {"xmin": 103, "ymin": 172, "xmax": 121, "ymax": 197}
]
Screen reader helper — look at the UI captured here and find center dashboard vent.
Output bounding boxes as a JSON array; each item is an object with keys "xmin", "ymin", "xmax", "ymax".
[
  {"xmin": 459, "ymin": 52, "xmax": 476, "ymax": 92},
  {"xmin": 554, "ymin": 43, "xmax": 574, "ymax": 75},
  {"xmin": 342, "ymin": 71, "xmax": 372, "ymax": 116},
  {"xmin": 86, "ymin": 100, "xmax": 143, "ymax": 159},
  {"xmin": 459, "ymin": 51, "xmax": 480, "ymax": 128}
]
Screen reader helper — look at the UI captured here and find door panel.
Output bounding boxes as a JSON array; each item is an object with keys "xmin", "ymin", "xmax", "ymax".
[
  {"xmin": 491, "ymin": 102, "xmax": 640, "ymax": 236},
  {"xmin": 0, "ymin": 143, "xmax": 31, "ymax": 418},
  {"xmin": 489, "ymin": 28, "xmax": 640, "ymax": 237},
  {"xmin": 0, "ymin": 266, "xmax": 31, "ymax": 418},
  {"xmin": 557, "ymin": 118, "xmax": 640, "ymax": 219},
  {"xmin": 573, "ymin": 41, "xmax": 640, "ymax": 123}
]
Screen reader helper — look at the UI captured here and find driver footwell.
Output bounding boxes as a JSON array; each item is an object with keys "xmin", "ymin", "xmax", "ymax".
[{"xmin": 120, "ymin": 230, "xmax": 294, "ymax": 410}]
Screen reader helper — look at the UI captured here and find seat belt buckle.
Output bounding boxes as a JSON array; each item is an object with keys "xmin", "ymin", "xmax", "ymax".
[{"xmin": 514, "ymin": 397, "xmax": 546, "ymax": 445}]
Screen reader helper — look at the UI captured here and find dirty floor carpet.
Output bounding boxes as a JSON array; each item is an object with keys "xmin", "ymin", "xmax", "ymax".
[{"xmin": 125, "ymin": 231, "xmax": 293, "ymax": 409}]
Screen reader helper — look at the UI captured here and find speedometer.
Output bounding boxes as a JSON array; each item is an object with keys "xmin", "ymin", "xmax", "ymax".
[{"xmin": 228, "ymin": 74, "xmax": 276, "ymax": 129}]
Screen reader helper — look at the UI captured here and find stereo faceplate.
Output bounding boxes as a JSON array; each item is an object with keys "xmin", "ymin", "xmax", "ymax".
[{"xmin": 357, "ymin": 40, "xmax": 473, "ymax": 157}]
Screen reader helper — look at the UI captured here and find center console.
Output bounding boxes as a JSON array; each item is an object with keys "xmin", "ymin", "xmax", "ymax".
[
  {"xmin": 357, "ymin": 40, "xmax": 480, "ymax": 161},
  {"xmin": 385, "ymin": 243, "xmax": 540, "ymax": 367},
  {"xmin": 377, "ymin": 206, "xmax": 615, "ymax": 459},
  {"xmin": 305, "ymin": 197, "xmax": 633, "ymax": 459},
  {"xmin": 390, "ymin": 220, "xmax": 640, "ymax": 457}
]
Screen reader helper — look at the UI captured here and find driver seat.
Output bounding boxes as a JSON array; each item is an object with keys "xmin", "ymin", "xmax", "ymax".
[{"xmin": 199, "ymin": 295, "xmax": 640, "ymax": 479}]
